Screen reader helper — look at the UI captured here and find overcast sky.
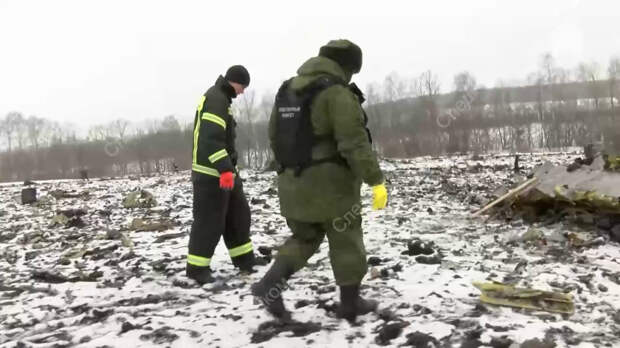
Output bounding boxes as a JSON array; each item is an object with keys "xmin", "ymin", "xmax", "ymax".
[{"xmin": 1, "ymin": 0, "xmax": 619, "ymax": 133}]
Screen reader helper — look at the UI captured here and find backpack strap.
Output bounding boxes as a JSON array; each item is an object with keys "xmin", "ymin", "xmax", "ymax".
[
  {"xmin": 348, "ymin": 83, "xmax": 366, "ymax": 103},
  {"xmin": 348, "ymin": 82, "xmax": 373, "ymax": 144}
]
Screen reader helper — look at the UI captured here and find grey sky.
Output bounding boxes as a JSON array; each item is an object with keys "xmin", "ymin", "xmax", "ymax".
[{"xmin": 1, "ymin": 0, "xmax": 619, "ymax": 133}]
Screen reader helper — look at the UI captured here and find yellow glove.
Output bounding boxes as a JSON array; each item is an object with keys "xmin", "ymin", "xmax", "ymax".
[{"xmin": 372, "ymin": 183, "xmax": 388, "ymax": 210}]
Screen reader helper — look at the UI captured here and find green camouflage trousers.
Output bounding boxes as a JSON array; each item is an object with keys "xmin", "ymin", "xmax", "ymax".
[{"xmin": 276, "ymin": 214, "xmax": 368, "ymax": 286}]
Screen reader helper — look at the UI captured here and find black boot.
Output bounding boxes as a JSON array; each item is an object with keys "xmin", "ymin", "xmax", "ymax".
[
  {"xmin": 251, "ymin": 259, "xmax": 293, "ymax": 320},
  {"xmin": 232, "ymin": 252, "xmax": 257, "ymax": 274},
  {"xmin": 337, "ymin": 284, "xmax": 378, "ymax": 323},
  {"xmin": 186, "ymin": 264, "xmax": 216, "ymax": 284}
]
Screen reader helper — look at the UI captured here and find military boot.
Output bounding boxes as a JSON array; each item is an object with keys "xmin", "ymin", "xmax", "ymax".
[
  {"xmin": 337, "ymin": 284, "xmax": 378, "ymax": 323},
  {"xmin": 251, "ymin": 259, "xmax": 293, "ymax": 320},
  {"xmin": 186, "ymin": 264, "xmax": 216, "ymax": 284}
]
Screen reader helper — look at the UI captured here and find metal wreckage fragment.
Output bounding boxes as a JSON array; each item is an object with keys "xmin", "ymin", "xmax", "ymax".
[
  {"xmin": 473, "ymin": 282, "xmax": 575, "ymax": 314},
  {"xmin": 474, "ymin": 153, "xmax": 620, "ymax": 225}
]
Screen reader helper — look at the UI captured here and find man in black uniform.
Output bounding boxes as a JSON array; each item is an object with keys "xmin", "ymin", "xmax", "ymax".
[{"xmin": 187, "ymin": 65, "xmax": 257, "ymax": 284}]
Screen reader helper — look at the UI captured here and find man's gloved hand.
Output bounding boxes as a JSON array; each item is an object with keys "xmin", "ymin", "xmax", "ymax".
[
  {"xmin": 372, "ymin": 183, "xmax": 388, "ymax": 210},
  {"xmin": 219, "ymin": 172, "xmax": 234, "ymax": 190}
]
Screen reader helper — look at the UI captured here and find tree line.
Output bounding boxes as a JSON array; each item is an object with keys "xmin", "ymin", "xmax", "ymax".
[
  {"xmin": 0, "ymin": 93, "xmax": 274, "ymax": 182},
  {"xmin": 366, "ymin": 53, "xmax": 620, "ymax": 156},
  {"xmin": 1, "ymin": 53, "xmax": 619, "ymax": 182}
]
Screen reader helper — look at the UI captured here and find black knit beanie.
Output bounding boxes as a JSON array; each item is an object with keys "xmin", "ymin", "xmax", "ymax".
[
  {"xmin": 225, "ymin": 65, "xmax": 250, "ymax": 86},
  {"xmin": 319, "ymin": 40, "xmax": 362, "ymax": 74}
]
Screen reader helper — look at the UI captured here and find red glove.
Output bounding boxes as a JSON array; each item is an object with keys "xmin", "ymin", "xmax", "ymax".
[{"xmin": 219, "ymin": 172, "xmax": 234, "ymax": 190}]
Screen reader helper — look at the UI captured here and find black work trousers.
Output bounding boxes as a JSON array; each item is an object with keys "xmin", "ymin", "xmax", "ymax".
[{"xmin": 187, "ymin": 176, "xmax": 254, "ymax": 269}]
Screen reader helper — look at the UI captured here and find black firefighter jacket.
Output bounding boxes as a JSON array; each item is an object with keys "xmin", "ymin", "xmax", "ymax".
[{"xmin": 192, "ymin": 76, "xmax": 239, "ymax": 182}]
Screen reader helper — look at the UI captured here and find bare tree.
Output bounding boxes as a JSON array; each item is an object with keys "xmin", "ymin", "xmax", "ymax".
[
  {"xmin": 417, "ymin": 70, "xmax": 441, "ymax": 153},
  {"xmin": 454, "ymin": 71, "xmax": 477, "ymax": 93},
  {"xmin": 608, "ymin": 57, "xmax": 620, "ymax": 110},
  {"xmin": 365, "ymin": 82, "xmax": 384, "ymax": 141},
  {"xmin": 26, "ymin": 116, "xmax": 45, "ymax": 151},
  {"xmin": 110, "ymin": 118, "xmax": 130, "ymax": 141},
  {"xmin": 88, "ymin": 124, "xmax": 110, "ymax": 141},
  {"xmin": 576, "ymin": 61, "xmax": 603, "ymax": 109},
  {"xmin": 145, "ymin": 118, "xmax": 162, "ymax": 135},
  {"xmin": 417, "ymin": 70, "xmax": 441, "ymax": 97},
  {"xmin": 160, "ymin": 115, "xmax": 180, "ymax": 132},
  {"xmin": 540, "ymin": 53, "xmax": 556, "ymax": 85},
  {"xmin": 448, "ymin": 71, "xmax": 477, "ymax": 153},
  {"xmin": 382, "ymin": 73, "xmax": 399, "ymax": 102},
  {"xmin": 383, "ymin": 72, "xmax": 416, "ymax": 101},
  {"xmin": 554, "ymin": 67, "xmax": 572, "ymax": 105},
  {"xmin": 258, "ymin": 92, "xmax": 274, "ymax": 120},
  {"xmin": 254, "ymin": 92, "xmax": 275, "ymax": 165},
  {"xmin": 365, "ymin": 83, "xmax": 381, "ymax": 105},
  {"xmin": 14, "ymin": 117, "xmax": 27, "ymax": 151},
  {"xmin": 2, "ymin": 112, "xmax": 24, "ymax": 153},
  {"xmin": 237, "ymin": 90, "xmax": 257, "ymax": 167}
]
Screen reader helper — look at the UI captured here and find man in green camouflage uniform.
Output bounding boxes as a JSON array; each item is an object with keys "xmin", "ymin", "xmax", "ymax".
[{"xmin": 252, "ymin": 40, "xmax": 388, "ymax": 322}]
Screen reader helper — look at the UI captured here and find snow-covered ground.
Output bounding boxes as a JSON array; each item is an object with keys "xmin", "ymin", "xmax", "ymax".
[{"xmin": 1, "ymin": 152, "xmax": 619, "ymax": 348}]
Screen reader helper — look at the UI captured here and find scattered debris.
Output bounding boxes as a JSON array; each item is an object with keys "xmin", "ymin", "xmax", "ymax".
[
  {"xmin": 478, "ymin": 153, "xmax": 620, "ymax": 246},
  {"xmin": 473, "ymin": 177, "xmax": 538, "ymax": 217},
  {"xmin": 603, "ymin": 154, "xmax": 620, "ymax": 172},
  {"xmin": 1, "ymin": 155, "xmax": 619, "ymax": 347},
  {"xmin": 520, "ymin": 228, "xmax": 545, "ymax": 243},
  {"xmin": 374, "ymin": 321, "xmax": 409, "ymax": 345},
  {"xmin": 50, "ymin": 213, "xmax": 68, "ymax": 227},
  {"xmin": 20, "ymin": 188, "xmax": 37, "ymax": 204},
  {"xmin": 31, "ymin": 270, "xmax": 102, "ymax": 283},
  {"xmin": 0, "ymin": 284, "xmax": 58, "ymax": 297},
  {"xmin": 130, "ymin": 218, "xmax": 173, "ymax": 232},
  {"xmin": 139, "ymin": 326, "xmax": 179, "ymax": 345},
  {"xmin": 83, "ymin": 244, "xmax": 120, "ymax": 260},
  {"xmin": 522, "ymin": 157, "xmax": 618, "ymax": 216},
  {"xmin": 49, "ymin": 189, "xmax": 90, "ymax": 200},
  {"xmin": 489, "ymin": 336, "xmax": 513, "ymax": 348},
  {"xmin": 58, "ymin": 208, "xmax": 88, "ymax": 218},
  {"xmin": 80, "ymin": 169, "xmax": 89, "ymax": 181},
  {"xmin": 251, "ymin": 320, "xmax": 322, "ymax": 344},
  {"xmin": 122, "ymin": 190, "xmax": 157, "ymax": 208},
  {"xmin": 120, "ymin": 232, "xmax": 134, "ymax": 248},
  {"xmin": 119, "ymin": 321, "xmax": 138, "ymax": 334},
  {"xmin": 154, "ymin": 232, "xmax": 185, "ymax": 243},
  {"xmin": 50, "ymin": 209, "xmax": 88, "ymax": 228},
  {"xmin": 402, "ymin": 240, "xmax": 435, "ymax": 256},
  {"xmin": 295, "ymin": 299, "xmax": 312, "ymax": 309},
  {"xmin": 367, "ymin": 256, "xmax": 383, "ymax": 266},
  {"xmin": 34, "ymin": 195, "xmax": 55, "ymax": 207},
  {"xmin": 80, "ymin": 308, "xmax": 114, "ymax": 325},
  {"xmin": 520, "ymin": 338, "xmax": 557, "ymax": 348},
  {"xmin": 473, "ymin": 282, "xmax": 574, "ymax": 314},
  {"xmin": 402, "ymin": 331, "xmax": 438, "ymax": 347},
  {"xmin": 415, "ymin": 255, "xmax": 442, "ymax": 265}
]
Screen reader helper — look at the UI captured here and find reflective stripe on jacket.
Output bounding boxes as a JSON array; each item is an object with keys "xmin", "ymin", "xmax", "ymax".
[{"xmin": 192, "ymin": 76, "xmax": 238, "ymax": 179}]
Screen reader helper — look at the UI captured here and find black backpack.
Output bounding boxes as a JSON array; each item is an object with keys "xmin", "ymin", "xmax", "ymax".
[{"xmin": 273, "ymin": 76, "xmax": 371, "ymax": 176}]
